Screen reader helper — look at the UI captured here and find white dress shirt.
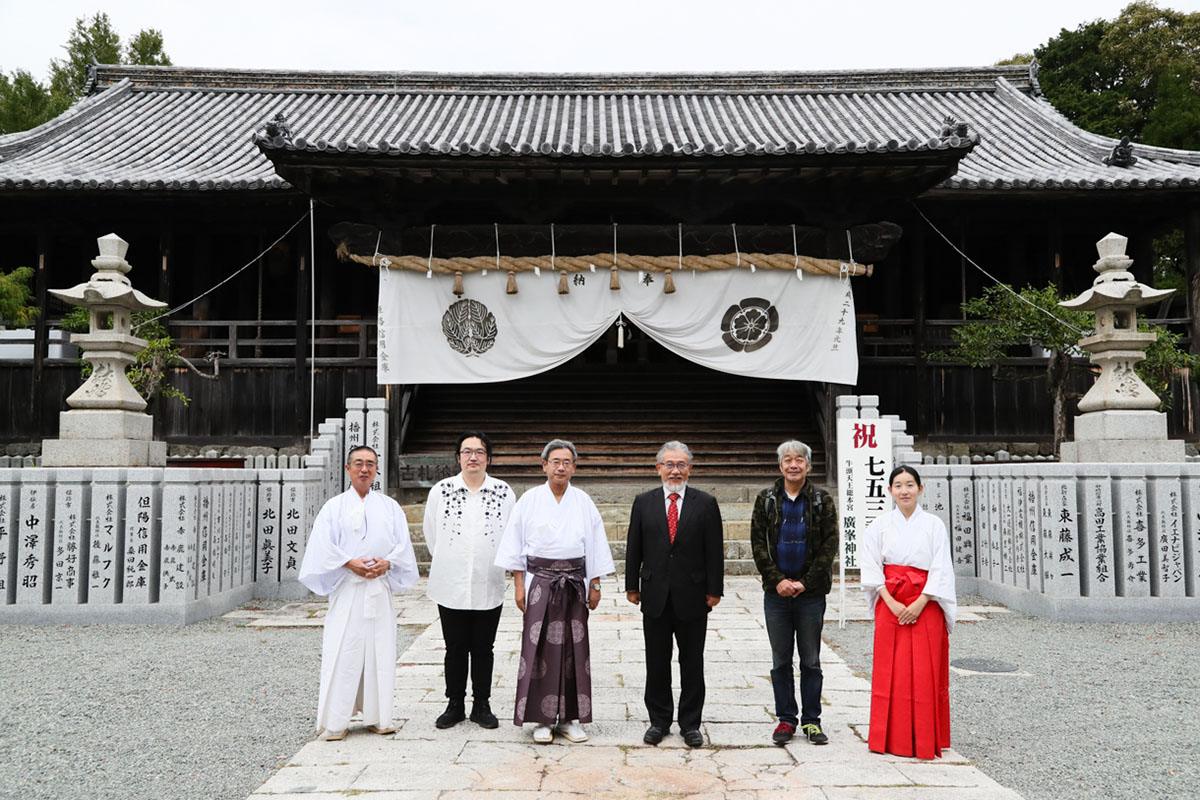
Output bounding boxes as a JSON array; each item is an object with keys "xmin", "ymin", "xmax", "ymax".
[{"xmin": 662, "ymin": 483, "xmax": 687, "ymax": 516}]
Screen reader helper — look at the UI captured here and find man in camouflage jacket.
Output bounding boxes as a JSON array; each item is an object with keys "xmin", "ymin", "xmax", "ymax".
[{"xmin": 750, "ymin": 440, "xmax": 838, "ymax": 746}]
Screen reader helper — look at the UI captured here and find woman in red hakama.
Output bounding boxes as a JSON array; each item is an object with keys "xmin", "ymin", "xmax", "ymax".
[{"xmin": 861, "ymin": 466, "xmax": 956, "ymax": 760}]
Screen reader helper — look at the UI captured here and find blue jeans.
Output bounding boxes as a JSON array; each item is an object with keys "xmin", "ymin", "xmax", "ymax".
[{"xmin": 763, "ymin": 591, "xmax": 825, "ymax": 726}]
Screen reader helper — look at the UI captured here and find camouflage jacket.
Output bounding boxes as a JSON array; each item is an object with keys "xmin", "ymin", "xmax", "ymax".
[{"xmin": 750, "ymin": 476, "xmax": 839, "ymax": 595}]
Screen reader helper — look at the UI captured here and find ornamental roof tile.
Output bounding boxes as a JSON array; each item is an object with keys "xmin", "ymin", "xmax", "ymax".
[{"xmin": 0, "ymin": 65, "xmax": 1197, "ymax": 192}]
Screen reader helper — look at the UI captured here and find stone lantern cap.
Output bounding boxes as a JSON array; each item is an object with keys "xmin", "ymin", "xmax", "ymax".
[
  {"xmin": 1059, "ymin": 232, "xmax": 1173, "ymax": 313},
  {"xmin": 49, "ymin": 233, "xmax": 167, "ymax": 312}
]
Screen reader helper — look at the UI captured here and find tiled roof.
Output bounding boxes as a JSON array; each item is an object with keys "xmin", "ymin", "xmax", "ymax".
[{"xmin": 0, "ymin": 65, "xmax": 1197, "ymax": 192}]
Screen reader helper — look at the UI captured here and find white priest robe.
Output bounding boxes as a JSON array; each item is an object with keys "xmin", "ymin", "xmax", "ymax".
[
  {"xmin": 494, "ymin": 483, "xmax": 615, "ymax": 581},
  {"xmin": 299, "ymin": 488, "xmax": 419, "ymax": 733},
  {"xmin": 860, "ymin": 505, "xmax": 958, "ymax": 633}
]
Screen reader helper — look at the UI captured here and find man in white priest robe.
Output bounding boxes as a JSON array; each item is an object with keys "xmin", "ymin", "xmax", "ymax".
[
  {"xmin": 495, "ymin": 439, "xmax": 615, "ymax": 745},
  {"xmin": 299, "ymin": 444, "xmax": 419, "ymax": 741}
]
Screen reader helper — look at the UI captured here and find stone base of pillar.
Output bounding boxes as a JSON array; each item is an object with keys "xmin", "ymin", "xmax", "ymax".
[
  {"xmin": 56, "ymin": 409, "xmax": 154, "ymax": 440},
  {"xmin": 1061, "ymin": 410, "xmax": 1185, "ymax": 463},
  {"xmin": 42, "ymin": 437, "xmax": 166, "ymax": 467}
]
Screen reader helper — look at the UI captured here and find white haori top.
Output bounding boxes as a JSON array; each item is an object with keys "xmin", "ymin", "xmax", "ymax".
[
  {"xmin": 860, "ymin": 505, "xmax": 958, "ymax": 633},
  {"xmin": 299, "ymin": 488, "xmax": 419, "ymax": 597},
  {"xmin": 424, "ymin": 472, "xmax": 515, "ymax": 610},
  {"xmin": 495, "ymin": 482, "xmax": 615, "ymax": 582}
]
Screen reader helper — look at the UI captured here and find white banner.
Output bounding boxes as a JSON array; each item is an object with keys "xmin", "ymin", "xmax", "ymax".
[{"xmin": 377, "ymin": 267, "xmax": 857, "ymax": 384}]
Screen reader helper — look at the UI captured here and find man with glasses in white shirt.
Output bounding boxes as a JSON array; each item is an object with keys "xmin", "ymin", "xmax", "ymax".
[{"xmin": 424, "ymin": 431, "xmax": 515, "ymax": 730}]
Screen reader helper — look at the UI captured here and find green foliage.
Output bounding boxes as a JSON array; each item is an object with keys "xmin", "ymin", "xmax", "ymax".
[
  {"xmin": 0, "ymin": 70, "xmax": 56, "ymax": 135},
  {"xmin": 0, "ymin": 13, "xmax": 171, "ymax": 135},
  {"xmin": 124, "ymin": 29, "xmax": 172, "ymax": 68},
  {"xmin": 929, "ymin": 282, "xmax": 1199, "ymax": 414},
  {"xmin": 60, "ymin": 307, "xmax": 189, "ymax": 407},
  {"xmin": 47, "ymin": 12, "xmax": 122, "ymax": 107},
  {"xmin": 1034, "ymin": 2, "xmax": 1200, "ymax": 149},
  {"xmin": 995, "ymin": 53, "xmax": 1034, "ymax": 65},
  {"xmin": 927, "ymin": 284, "xmax": 1091, "ymax": 367},
  {"xmin": 0, "ymin": 266, "xmax": 40, "ymax": 327},
  {"xmin": 1141, "ymin": 323, "xmax": 1200, "ymax": 408},
  {"xmin": 1151, "ymin": 229, "xmax": 1188, "ymax": 297}
]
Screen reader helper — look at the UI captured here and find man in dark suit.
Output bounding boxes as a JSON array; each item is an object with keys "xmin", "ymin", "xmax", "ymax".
[{"xmin": 625, "ymin": 441, "xmax": 724, "ymax": 748}]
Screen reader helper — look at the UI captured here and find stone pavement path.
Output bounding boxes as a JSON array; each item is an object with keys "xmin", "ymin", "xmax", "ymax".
[{"xmin": 233, "ymin": 577, "xmax": 1021, "ymax": 799}]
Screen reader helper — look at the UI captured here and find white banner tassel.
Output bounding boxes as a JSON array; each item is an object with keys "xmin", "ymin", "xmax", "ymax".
[
  {"xmin": 426, "ymin": 224, "xmax": 435, "ymax": 279},
  {"xmin": 792, "ymin": 223, "xmax": 803, "ymax": 280}
]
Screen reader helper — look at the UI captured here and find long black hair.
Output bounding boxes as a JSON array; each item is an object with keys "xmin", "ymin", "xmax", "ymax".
[{"xmin": 888, "ymin": 465, "xmax": 922, "ymax": 487}]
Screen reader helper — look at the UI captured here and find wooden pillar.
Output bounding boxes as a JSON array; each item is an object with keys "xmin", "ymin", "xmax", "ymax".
[
  {"xmin": 295, "ymin": 239, "xmax": 310, "ymax": 439},
  {"xmin": 1187, "ymin": 205, "xmax": 1200, "ymax": 355},
  {"xmin": 1047, "ymin": 216, "xmax": 1064, "ymax": 293},
  {"xmin": 158, "ymin": 227, "xmax": 173, "ymax": 307},
  {"xmin": 911, "ymin": 227, "xmax": 929, "ymax": 436},
  {"xmin": 31, "ymin": 230, "xmax": 50, "ymax": 438},
  {"xmin": 153, "ymin": 228, "xmax": 173, "ymax": 439}
]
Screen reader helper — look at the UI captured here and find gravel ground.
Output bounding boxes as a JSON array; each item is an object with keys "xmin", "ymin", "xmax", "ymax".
[
  {"xmin": 823, "ymin": 597, "xmax": 1200, "ymax": 800},
  {"xmin": 0, "ymin": 602, "xmax": 420, "ymax": 800}
]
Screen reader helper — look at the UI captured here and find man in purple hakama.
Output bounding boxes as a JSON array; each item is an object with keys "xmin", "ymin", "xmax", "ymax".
[{"xmin": 495, "ymin": 439, "xmax": 615, "ymax": 744}]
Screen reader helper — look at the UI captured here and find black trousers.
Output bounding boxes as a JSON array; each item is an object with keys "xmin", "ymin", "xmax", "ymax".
[
  {"xmin": 438, "ymin": 604, "xmax": 503, "ymax": 702},
  {"xmin": 642, "ymin": 598, "xmax": 708, "ymax": 731}
]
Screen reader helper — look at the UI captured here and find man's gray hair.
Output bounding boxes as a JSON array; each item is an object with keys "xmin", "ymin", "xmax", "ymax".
[
  {"xmin": 656, "ymin": 440, "xmax": 693, "ymax": 464},
  {"xmin": 776, "ymin": 440, "xmax": 812, "ymax": 463},
  {"xmin": 541, "ymin": 439, "xmax": 578, "ymax": 461}
]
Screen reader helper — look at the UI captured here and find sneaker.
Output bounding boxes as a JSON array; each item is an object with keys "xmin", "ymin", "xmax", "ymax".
[
  {"xmin": 772, "ymin": 721, "xmax": 795, "ymax": 744},
  {"xmin": 556, "ymin": 719, "xmax": 588, "ymax": 743},
  {"xmin": 436, "ymin": 700, "xmax": 466, "ymax": 729},
  {"xmin": 470, "ymin": 701, "xmax": 499, "ymax": 729},
  {"xmin": 532, "ymin": 724, "xmax": 554, "ymax": 744},
  {"xmin": 801, "ymin": 723, "xmax": 828, "ymax": 745}
]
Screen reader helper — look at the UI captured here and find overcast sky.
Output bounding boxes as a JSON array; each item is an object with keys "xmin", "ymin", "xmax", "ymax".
[{"xmin": 3, "ymin": 0, "xmax": 1199, "ymax": 82}]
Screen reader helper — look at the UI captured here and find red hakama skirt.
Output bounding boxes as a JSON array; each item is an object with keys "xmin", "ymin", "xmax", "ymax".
[{"xmin": 868, "ymin": 563, "xmax": 950, "ymax": 759}]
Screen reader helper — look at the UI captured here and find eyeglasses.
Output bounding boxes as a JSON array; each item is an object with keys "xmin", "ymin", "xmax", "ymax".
[
  {"xmin": 547, "ymin": 458, "xmax": 575, "ymax": 468},
  {"xmin": 459, "ymin": 448, "xmax": 488, "ymax": 458},
  {"xmin": 658, "ymin": 461, "xmax": 689, "ymax": 471},
  {"xmin": 349, "ymin": 459, "xmax": 378, "ymax": 469}
]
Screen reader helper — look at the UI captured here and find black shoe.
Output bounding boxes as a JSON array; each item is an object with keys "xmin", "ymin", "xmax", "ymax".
[
  {"xmin": 435, "ymin": 700, "xmax": 466, "ymax": 729},
  {"xmin": 643, "ymin": 724, "xmax": 667, "ymax": 745},
  {"xmin": 470, "ymin": 701, "xmax": 499, "ymax": 729},
  {"xmin": 801, "ymin": 722, "xmax": 828, "ymax": 745},
  {"xmin": 681, "ymin": 728, "xmax": 704, "ymax": 748},
  {"xmin": 772, "ymin": 721, "xmax": 795, "ymax": 744}
]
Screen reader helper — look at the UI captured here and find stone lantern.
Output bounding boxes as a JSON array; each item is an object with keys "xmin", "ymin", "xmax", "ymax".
[
  {"xmin": 1058, "ymin": 232, "xmax": 1184, "ymax": 462},
  {"xmin": 41, "ymin": 234, "xmax": 168, "ymax": 467}
]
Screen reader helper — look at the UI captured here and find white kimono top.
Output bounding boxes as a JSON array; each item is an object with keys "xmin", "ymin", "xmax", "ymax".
[
  {"xmin": 494, "ymin": 482, "xmax": 615, "ymax": 582},
  {"xmin": 299, "ymin": 488, "xmax": 419, "ymax": 597},
  {"xmin": 423, "ymin": 473, "xmax": 515, "ymax": 610},
  {"xmin": 860, "ymin": 505, "xmax": 957, "ymax": 633}
]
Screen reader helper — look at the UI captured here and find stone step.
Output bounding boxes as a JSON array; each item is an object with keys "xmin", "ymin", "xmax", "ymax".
[
  {"xmin": 411, "ymin": 558, "xmax": 761, "ymax": 579},
  {"xmin": 401, "ymin": 498, "xmax": 759, "ymax": 523},
  {"xmin": 403, "ymin": 519, "xmax": 752, "ymax": 545},
  {"xmin": 409, "ymin": 538, "xmax": 757, "ymax": 565}
]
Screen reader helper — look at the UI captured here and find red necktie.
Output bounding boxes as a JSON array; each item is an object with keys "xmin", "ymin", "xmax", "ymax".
[{"xmin": 668, "ymin": 492, "xmax": 680, "ymax": 544}]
